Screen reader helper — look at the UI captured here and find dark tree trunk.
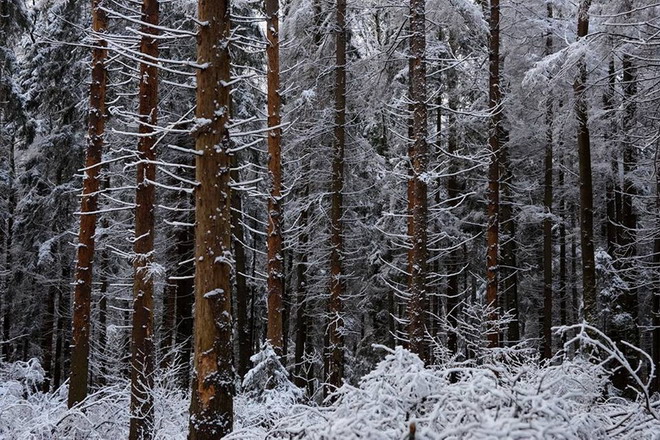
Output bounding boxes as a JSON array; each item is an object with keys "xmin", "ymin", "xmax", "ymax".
[
  {"xmin": 500, "ymin": 132, "xmax": 519, "ymax": 345},
  {"xmin": 541, "ymin": 3, "xmax": 554, "ymax": 360},
  {"xmin": 604, "ymin": 59, "xmax": 619, "ymax": 258},
  {"xmin": 41, "ymin": 284, "xmax": 56, "ymax": 392},
  {"xmin": 230, "ymin": 158, "xmax": 251, "ymax": 379},
  {"xmin": 173, "ymin": 225, "xmax": 194, "ymax": 387},
  {"xmin": 406, "ymin": 0, "xmax": 429, "ymax": 361},
  {"xmin": 445, "ymin": 36, "xmax": 460, "ymax": 353},
  {"xmin": 619, "ymin": 54, "xmax": 638, "ymax": 341},
  {"xmin": 161, "ymin": 278, "xmax": 176, "ymax": 363},
  {"xmin": 2, "ymin": 140, "xmax": 15, "ymax": 361},
  {"xmin": 653, "ymin": 162, "xmax": 660, "ymax": 392},
  {"xmin": 129, "ymin": 0, "xmax": 159, "ymax": 436},
  {"xmin": 486, "ymin": 0, "xmax": 501, "ymax": 348},
  {"xmin": 294, "ymin": 188, "xmax": 309, "ymax": 388},
  {"xmin": 558, "ymin": 154, "xmax": 568, "ymax": 329},
  {"xmin": 327, "ymin": 0, "xmax": 346, "ymax": 391},
  {"xmin": 574, "ymin": 0, "xmax": 596, "ymax": 322}
]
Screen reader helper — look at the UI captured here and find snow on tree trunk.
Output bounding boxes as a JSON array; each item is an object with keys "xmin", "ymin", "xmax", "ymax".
[{"xmin": 188, "ymin": 0, "xmax": 234, "ymax": 436}]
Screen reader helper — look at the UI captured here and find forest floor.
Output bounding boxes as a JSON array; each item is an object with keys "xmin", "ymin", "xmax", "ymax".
[{"xmin": 1, "ymin": 328, "xmax": 660, "ymax": 439}]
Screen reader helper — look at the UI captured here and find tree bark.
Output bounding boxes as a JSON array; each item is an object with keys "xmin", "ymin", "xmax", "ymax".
[
  {"xmin": 68, "ymin": 0, "xmax": 107, "ymax": 407},
  {"xmin": 327, "ymin": 0, "xmax": 346, "ymax": 390},
  {"xmin": 445, "ymin": 35, "xmax": 460, "ymax": 353},
  {"xmin": 603, "ymin": 58, "xmax": 620, "ymax": 261},
  {"xmin": 188, "ymin": 0, "xmax": 234, "ymax": 435},
  {"xmin": 129, "ymin": 0, "xmax": 159, "ymax": 436},
  {"xmin": 620, "ymin": 53, "xmax": 638, "ymax": 341},
  {"xmin": 558, "ymin": 153, "xmax": 568, "ymax": 330},
  {"xmin": 500, "ymin": 131, "xmax": 519, "ymax": 345},
  {"xmin": 406, "ymin": 0, "xmax": 429, "ymax": 361},
  {"xmin": 230, "ymin": 157, "xmax": 251, "ymax": 379},
  {"xmin": 653, "ymin": 154, "xmax": 660, "ymax": 392},
  {"xmin": 486, "ymin": 0, "xmax": 501, "ymax": 347},
  {"xmin": 542, "ymin": 2, "xmax": 554, "ymax": 360},
  {"xmin": 574, "ymin": 0, "xmax": 596, "ymax": 322},
  {"xmin": 41, "ymin": 283, "xmax": 56, "ymax": 392},
  {"xmin": 266, "ymin": 0, "xmax": 284, "ymax": 354},
  {"xmin": 2, "ymin": 138, "xmax": 15, "ymax": 362},
  {"xmin": 294, "ymin": 184, "xmax": 309, "ymax": 388},
  {"xmin": 160, "ymin": 277, "xmax": 176, "ymax": 364}
]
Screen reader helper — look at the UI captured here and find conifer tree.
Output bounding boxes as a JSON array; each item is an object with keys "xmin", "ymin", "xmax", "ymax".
[
  {"xmin": 68, "ymin": 0, "xmax": 108, "ymax": 407},
  {"xmin": 188, "ymin": 0, "xmax": 234, "ymax": 436}
]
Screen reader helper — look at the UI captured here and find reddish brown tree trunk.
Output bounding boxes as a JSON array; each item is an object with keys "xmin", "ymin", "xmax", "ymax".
[
  {"xmin": 486, "ymin": 0, "xmax": 501, "ymax": 348},
  {"xmin": 129, "ymin": 0, "xmax": 159, "ymax": 436},
  {"xmin": 266, "ymin": 0, "xmax": 284, "ymax": 353},
  {"xmin": 406, "ymin": 0, "xmax": 429, "ymax": 362},
  {"xmin": 68, "ymin": 0, "xmax": 107, "ymax": 408},
  {"xmin": 188, "ymin": 0, "xmax": 234, "ymax": 435},
  {"xmin": 327, "ymin": 0, "xmax": 346, "ymax": 391}
]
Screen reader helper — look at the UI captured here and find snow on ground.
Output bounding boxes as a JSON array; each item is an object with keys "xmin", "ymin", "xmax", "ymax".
[{"xmin": 2, "ymin": 328, "xmax": 660, "ymax": 439}]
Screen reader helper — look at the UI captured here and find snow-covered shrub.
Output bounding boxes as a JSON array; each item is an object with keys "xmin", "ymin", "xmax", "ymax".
[
  {"xmin": 0, "ymin": 361, "xmax": 188, "ymax": 440},
  {"xmin": 231, "ymin": 343, "xmax": 304, "ymax": 435},
  {"xmin": 0, "ymin": 358, "xmax": 44, "ymax": 397},
  {"xmin": 235, "ymin": 341, "xmax": 660, "ymax": 439}
]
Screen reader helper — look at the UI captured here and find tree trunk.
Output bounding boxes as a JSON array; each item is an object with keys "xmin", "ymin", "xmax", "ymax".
[
  {"xmin": 98, "ymin": 254, "xmax": 108, "ymax": 384},
  {"xmin": 96, "ymin": 174, "xmax": 110, "ymax": 385},
  {"xmin": 486, "ymin": 0, "xmax": 501, "ymax": 347},
  {"xmin": 188, "ymin": 0, "xmax": 234, "ymax": 435},
  {"xmin": 293, "ymin": 187, "xmax": 309, "ymax": 388},
  {"xmin": 68, "ymin": 0, "xmax": 107, "ymax": 407},
  {"xmin": 653, "ymin": 155, "xmax": 660, "ymax": 392},
  {"xmin": 327, "ymin": 0, "xmax": 346, "ymax": 390},
  {"xmin": 129, "ymin": 0, "xmax": 159, "ymax": 436},
  {"xmin": 619, "ymin": 53, "xmax": 638, "ymax": 341},
  {"xmin": 282, "ymin": 250, "xmax": 292, "ymax": 361},
  {"xmin": 406, "ymin": 0, "xmax": 429, "ymax": 361},
  {"xmin": 574, "ymin": 0, "xmax": 596, "ymax": 322},
  {"xmin": 3, "ymin": 139, "xmax": 15, "ymax": 362},
  {"xmin": 558, "ymin": 154, "xmax": 568, "ymax": 329},
  {"xmin": 230, "ymin": 157, "xmax": 251, "ymax": 379},
  {"xmin": 445, "ymin": 36, "xmax": 460, "ymax": 353},
  {"xmin": 171, "ymin": 223, "xmax": 194, "ymax": 386},
  {"xmin": 266, "ymin": 0, "xmax": 284, "ymax": 354},
  {"xmin": 500, "ymin": 131, "xmax": 519, "ymax": 345},
  {"xmin": 160, "ymin": 277, "xmax": 176, "ymax": 364},
  {"xmin": 604, "ymin": 58, "xmax": 619, "ymax": 258},
  {"xmin": 541, "ymin": 2, "xmax": 554, "ymax": 360},
  {"xmin": 41, "ymin": 283, "xmax": 56, "ymax": 392}
]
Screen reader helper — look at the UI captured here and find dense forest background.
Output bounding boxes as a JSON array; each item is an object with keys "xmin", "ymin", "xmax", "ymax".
[{"xmin": 2, "ymin": 0, "xmax": 660, "ymax": 438}]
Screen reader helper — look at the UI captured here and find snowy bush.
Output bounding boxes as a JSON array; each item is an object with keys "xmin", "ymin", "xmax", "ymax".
[
  {"xmin": 3, "ymin": 332, "xmax": 660, "ymax": 439},
  {"xmin": 232, "ymin": 336, "xmax": 660, "ymax": 439},
  {"xmin": 0, "ymin": 363, "xmax": 188, "ymax": 440},
  {"xmin": 231, "ymin": 343, "xmax": 304, "ymax": 436}
]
